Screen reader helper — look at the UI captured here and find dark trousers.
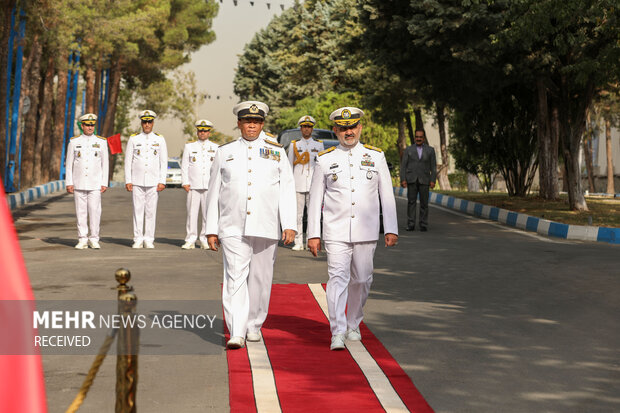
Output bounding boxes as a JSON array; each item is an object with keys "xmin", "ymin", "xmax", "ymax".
[{"xmin": 407, "ymin": 181, "xmax": 430, "ymax": 229}]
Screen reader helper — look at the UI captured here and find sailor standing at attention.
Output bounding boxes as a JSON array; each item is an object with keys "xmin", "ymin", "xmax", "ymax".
[
  {"xmin": 65, "ymin": 113, "xmax": 109, "ymax": 249},
  {"xmin": 180, "ymin": 119, "xmax": 219, "ymax": 249},
  {"xmin": 124, "ymin": 110, "xmax": 168, "ymax": 249},
  {"xmin": 205, "ymin": 101, "xmax": 297, "ymax": 349},
  {"xmin": 287, "ymin": 115, "xmax": 324, "ymax": 250}
]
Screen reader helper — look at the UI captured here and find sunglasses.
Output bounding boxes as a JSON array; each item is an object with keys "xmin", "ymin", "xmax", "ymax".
[{"xmin": 141, "ymin": 120, "xmax": 154, "ymax": 124}]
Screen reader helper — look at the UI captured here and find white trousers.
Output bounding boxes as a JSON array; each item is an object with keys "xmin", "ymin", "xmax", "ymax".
[
  {"xmin": 295, "ymin": 192, "xmax": 309, "ymax": 246},
  {"xmin": 221, "ymin": 236, "xmax": 277, "ymax": 338},
  {"xmin": 74, "ymin": 189, "xmax": 101, "ymax": 242},
  {"xmin": 132, "ymin": 185, "xmax": 158, "ymax": 243},
  {"xmin": 185, "ymin": 189, "xmax": 208, "ymax": 243},
  {"xmin": 324, "ymin": 241, "xmax": 377, "ymax": 335}
]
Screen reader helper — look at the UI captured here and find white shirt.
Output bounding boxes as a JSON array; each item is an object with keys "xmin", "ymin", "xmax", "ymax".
[
  {"xmin": 124, "ymin": 132, "xmax": 168, "ymax": 186},
  {"xmin": 308, "ymin": 142, "xmax": 398, "ymax": 242},
  {"xmin": 181, "ymin": 139, "xmax": 219, "ymax": 189},
  {"xmin": 205, "ymin": 136, "xmax": 297, "ymax": 240},
  {"xmin": 65, "ymin": 134, "xmax": 109, "ymax": 191},
  {"xmin": 287, "ymin": 137, "xmax": 324, "ymax": 192}
]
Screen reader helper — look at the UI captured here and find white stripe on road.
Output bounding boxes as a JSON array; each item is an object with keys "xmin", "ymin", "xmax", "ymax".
[
  {"xmin": 246, "ymin": 338, "xmax": 282, "ymax": 412},
  {"xmin": 308, "ymin": 283, "xmax": 409, "ymax": 413}
]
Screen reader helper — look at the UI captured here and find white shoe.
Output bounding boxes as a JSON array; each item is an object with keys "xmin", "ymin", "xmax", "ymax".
[
  {"xmin": 74, "ymin": 240, "xmax": 89, "ymax": 249},
  {"xmin": 88, "ymin": 240, "xmax": 101, "ymax": 249},
  {"xmin": 246, "ymin": 331, "xmax": 261, "ymax": 342},
  {"xmin": 144, "ymin": 241, "xmax": 155, "ymax": 249},
  {"xmin": 226, "ymin": 336, "xmax": 245, "ymax": 349},
  {"xmin": 132, "ymin": 241, "xmax": 143, "ymax": 249},
  {"xmin": 181, "ymin": 242, "xmax": 195, "ymax": 250},
  {"xmin": 292, "ymin": 244, "xmax": 304, "ymax": 251},
  {"xmin": 330, "ymin": 334, "xmax": 346, "ymax": 350},
  {"xmin": 199, "ymin": 241, "xmax": 209, "ymax": 250},
  {"xmin": 346, "ymin": 328, "xmax": 362, "ymax": 341}
]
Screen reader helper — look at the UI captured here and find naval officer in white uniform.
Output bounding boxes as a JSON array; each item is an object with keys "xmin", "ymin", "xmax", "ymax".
[
  {"xmin": 307, "ymin": 106, "xmax": 398, "ymax": 350},
  {"xmin": 287, "ymin": 115, "xmax": 324, "ymax": 251},
  {"xmin": 65, "ymin": 113, "xmax": 109, "ymax": 249},
  {"xmin": 206, "ymin": 101, "xmax": 296, "ymax": 349},
  {"xmin": 124, "ymin": 110, "xmax": 168, "ymax": 249},
  {"xmin": 180, "ymin": 119, "xmax": 219, "ymax": 249}
]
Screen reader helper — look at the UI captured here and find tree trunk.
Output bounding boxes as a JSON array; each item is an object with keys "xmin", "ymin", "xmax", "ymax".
[
  {"xmin": 582, "ymin": 135, "xmax": 595, "ymax": 193},
  {"xmin": 20, "ymin": 35, "xmax": 42, "ymax": 189},
  {"xmin": 435, "ymin": 102, "xmax": 451, "ymax": 190},
  {"xmin": 50, "ymin": 53, "xmax": 69, "ymax": 181},
  {"xmin": 35, "ymin": 54, "xmax": 54, "ymax": 184},
  {"xmin": 605, "ymin": 117, "xmax": 615, "ymax": 195},
  {"xmin": 397, "ymin": 116, "xmax": 407, "ymax": 159},
  {"xmin": 84, "ymin": 65, "xmax": 96, "ymax": 113},
  {"xmin": 536, "ymin": 78, "xmax": 559, "ymax": 199},
  {"xmin": 0, "ymin": 1, "xmax": 16, "ymax": 183},
  {"xmin": 102, "ymin": 57, "xmax": 122, "ymax": 181},
  {"xmin": 558, "ymin": 77, "xmax": 590, "ymax": 211},
  {"xmin": 405, "ymin": 111, "xmax": 414, "ymax": 146},
  {"xmin": 467, "ymin": 173, "xmax": 480, "ymax": 192}
]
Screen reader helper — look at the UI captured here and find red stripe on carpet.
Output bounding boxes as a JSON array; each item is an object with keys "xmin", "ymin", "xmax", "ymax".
[
  {"xmin": 226, "ymin": 332, "xmax": 257, "ymax": 413},
  {"xmin": 227, "ymin": 284, "xmax": 433, "ymax": 412}
]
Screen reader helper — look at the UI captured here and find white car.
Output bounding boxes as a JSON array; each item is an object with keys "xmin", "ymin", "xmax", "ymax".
[{"xmin": 166, "ymin": 159, "xmax": 182, "ymax": 187}]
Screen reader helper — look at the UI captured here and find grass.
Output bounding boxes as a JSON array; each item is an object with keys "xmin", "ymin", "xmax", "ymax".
[{"xmin": 434, "ymin": 190, "xmax": 620, "ymax": 228}]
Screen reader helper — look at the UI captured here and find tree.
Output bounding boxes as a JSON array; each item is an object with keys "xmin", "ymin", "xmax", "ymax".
[{"xmin": 596, "ymin": 86, "xmax": 620, "ymax": 195}]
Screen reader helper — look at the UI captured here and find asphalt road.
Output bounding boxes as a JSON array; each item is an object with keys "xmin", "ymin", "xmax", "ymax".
[{"xmin": 13, "ymin": 187, "xmax": 620, "ymax": 413}]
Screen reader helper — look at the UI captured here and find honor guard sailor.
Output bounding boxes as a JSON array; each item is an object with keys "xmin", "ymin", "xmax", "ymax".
[
  {"xmin": 205, "ymin": 101, "xmax": 296, "ymax": 349},
  {"xmin": 124, "ymin": 110, "xmax": 168, "ymax": 249},
  {"xmin": 180, "ymin": 119, "xmax": 219, "ymax": 249},
  {"xmin": 65, "ymin": 113, "xmax": 109, "ymax": 249},
  {"xmin": 307, "ymin": 106, "xmax": 398, "ymax": 350},
  {"xmin": 286, "ymin": 115, "xmax": 324, "ymax": 251}
]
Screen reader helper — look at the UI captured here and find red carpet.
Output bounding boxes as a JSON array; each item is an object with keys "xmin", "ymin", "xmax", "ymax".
[{"xmin": 226, "ymin": 284, "xmax": 433, "ymax": 412}]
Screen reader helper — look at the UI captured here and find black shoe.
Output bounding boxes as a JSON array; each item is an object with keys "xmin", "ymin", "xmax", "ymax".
[
  {"xmin": 406, "ymin": 225, "xmax": 415, "ymax": 231},
  {"xmin": 420, "ymin": 227, "xmax": 428, "ymax": 232}
]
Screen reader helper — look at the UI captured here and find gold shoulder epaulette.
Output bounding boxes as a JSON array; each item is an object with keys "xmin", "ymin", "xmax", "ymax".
[
  {"xmin": 70, "ymin": 135, "xmax": 80, "ymax": 140},
  {"xmin": 363, "ymin": 144, "xmax": 382, "ymax": 152},
  {"xmin": 96, "ymin": 135, "xmax": 107, "ymax": 140},
  {"xmin": 154, "ymin": 132, "xmax": 162, "ymax": 137},
  {"xmin": 187, "ymin": 139, "xmax": 197, "ymax": 143},
  {"xmin": 315, "ymin": 139, "xmax": 323, "ymax": 143},
  {"xmin": 318, "ymin": 146, "xmax": 336, "ymax": 156},
  {"xmin": 219, "ymin": 139, "xmax": 236, "ymax": 147},
  {"xmin": 130, "ymin": 133, "xmax": 138, "ymax": 137},
  {"xmin": 265, "ymin": 132, "xmax": 275, "ymax": 138},
  {"xmin": 291, "ymin": 139, "xmax": 297, "ymax": 144},
  {"xmin": 265, "ymin": 139, "xmax": 283, "ymax": 148}
]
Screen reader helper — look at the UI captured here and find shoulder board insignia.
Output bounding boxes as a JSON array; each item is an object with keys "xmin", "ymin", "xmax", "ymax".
[
  {"xmin": 363, "ymin": 144, "xmax": 382, "ymax": 152},
  {"xmin": 130, "ymin": 133, "xmax": 138, "ymax": 137},
  {"xmin": 265, "ymin": 132, "xmax": 275, "ymax": 138},
  {"xmin": 318, "ymin": 146, "xmax": 336, "ymax": 156},
  {"xmin": 70, "ymin": 135, "xmax": 80, "ymax": 140},
  {"xmin": 154, "ymin": 132, "xmax": 162, "ymax": 137},
  {"xmin": 188, "ymin": 139, "xmax": 197, "ymax": 143},
  {"xmin": 315, "ymin": 139, "xmax": 323, "ymax": 143},
  {"xmin": 291, "ymin": 140, "xmax": 297, "ymax": 144},
  {"xmin": 96, "ymin": 135, "xmax": 107, "ymax": 140},
  {"xmin": 219, "ymin": 140, "xmax": 236, "ymax": 147},
  {"xmin": 264, "ymin": 139, "xmax": 283, "ymax": 147}
]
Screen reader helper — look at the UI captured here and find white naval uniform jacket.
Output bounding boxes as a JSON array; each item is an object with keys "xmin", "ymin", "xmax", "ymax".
[
  {"xmin": 205, "ymin": 136, "xmax": 297, "ymax": 240},
  {"xmin": 65, "ymin": 134, "xmax": 109, "ymax": 190},
  {"xmin": 287, "ymin": 138, "xmax": 324, "ymax": 192},
  {"xmin": 308, "ymin": 142, "xmax": 398, "ymax": 242},
  {"xmin": 124, "ymin": 132, "xmax": 168, "ymax": 186},
  {"xmin": 181, "ymin": 139, "xmax": 219, "ymax": 189}
]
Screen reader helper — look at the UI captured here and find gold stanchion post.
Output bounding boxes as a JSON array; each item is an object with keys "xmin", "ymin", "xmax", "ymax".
[{"xmin": 115, "ymin": 268, "xmax": 139, "ymax": 413}]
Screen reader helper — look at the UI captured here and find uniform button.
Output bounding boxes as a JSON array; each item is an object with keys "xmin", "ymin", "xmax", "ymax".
[
  {"xmin": 350, "ymin": 164, "xmax": 353, "ymax": 167},
  {"xmin": 352, "ymin": 189, "xmax": 355, "ymax": 192},
  {"xmin": 247, "ymin": 211, "xmax": 251, "ymax": 215},
  {"xmin": 248, "ymin": 169, "xmax": 252, "ymax": 173},
  {"xmin": 352, "ymin": 202, "xmax": 355, "ymax": 205},
  {"xmin": 352, "ymin": 215, "xmax": 355, "ymax": 218},
  {"xmin": 248, "ymin": 196, "xmax": 252, "ymax": 200},
  {"xmin": 351, "ymin": 176, "xmax": 354, "ymax": 179},
  {"xmin": 248, "ymin": 182, "xmax": 252, "ymax": 186},
  {"xmin": 248, "ymin": 157, "xmax": 252, "ymax": 160}
]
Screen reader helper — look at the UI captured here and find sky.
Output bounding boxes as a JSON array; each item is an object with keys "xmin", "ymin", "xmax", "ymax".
[{"xmin": 153, "ymin": 0, "xmax": 296, "ymax": 157}]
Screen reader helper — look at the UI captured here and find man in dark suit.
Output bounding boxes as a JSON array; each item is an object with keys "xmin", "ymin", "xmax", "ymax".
[{"xmin": 400, "ymin": 129, "xmax": 437, "ymax": 231}]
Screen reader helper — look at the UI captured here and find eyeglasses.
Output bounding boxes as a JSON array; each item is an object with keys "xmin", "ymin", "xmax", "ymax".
[{"xmin": 141, "ymin": 120, "xmax": 153, "ymax": 124}]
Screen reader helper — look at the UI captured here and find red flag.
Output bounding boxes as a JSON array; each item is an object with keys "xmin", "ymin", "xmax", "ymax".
[
  {"xmin": 0, "ymin": 182, "xmax": 48, "ymax": 412},
  {"xmin": 107, "ymin": 133, "xmax": 122, "ymax": 154}
]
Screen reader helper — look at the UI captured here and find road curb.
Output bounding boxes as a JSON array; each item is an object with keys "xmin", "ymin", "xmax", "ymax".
[
  {"xmin": 393, "ymin": 187, "xmax": 619, "ymax": 245},
  {"xmin": 5, "ymin": 180, "xmax": 66, "ymax": 210}
]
